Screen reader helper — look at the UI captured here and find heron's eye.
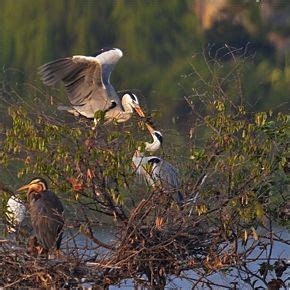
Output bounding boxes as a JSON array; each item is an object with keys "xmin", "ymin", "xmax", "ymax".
[
  {"xmin": 93, "ymin": 47, "xmax": 113, "ymax": 56},
  {"xmin": 129, "ymin": 93, "xmax": 138, "ymax": 104},
  {"xmin": 110, "ymin": 101, "xmax": 117, "ymax": 109}
]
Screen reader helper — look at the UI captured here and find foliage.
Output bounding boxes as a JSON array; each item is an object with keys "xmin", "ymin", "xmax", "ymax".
[
  {"xmin": 0, "ymin": 53, "xmax": 289, "ymax": 288},
  {"xmin": 1, "ymin": 103, "xmax": 147, "ymax": 220}
]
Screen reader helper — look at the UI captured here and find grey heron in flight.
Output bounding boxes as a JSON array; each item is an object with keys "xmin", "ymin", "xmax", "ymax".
[
  {"xmin": 17, "ymin": 177, "xmax": 64, "ymax": 256},
  {"xmin": 133, "ymin": 124, "xmax": 184, "ymax": 206},
  {"xmin": 38, "ymin": 48, "xmax": 145, "ymax": 123}
]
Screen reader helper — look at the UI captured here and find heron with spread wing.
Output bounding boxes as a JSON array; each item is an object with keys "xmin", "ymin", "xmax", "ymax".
[{"xmin": 38, "ymin": 48, "xmax": 145, "ymax": 123}]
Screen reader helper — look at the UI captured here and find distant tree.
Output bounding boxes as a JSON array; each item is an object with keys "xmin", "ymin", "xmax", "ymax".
[{"xmin": 0, "ymin": 0, "xmax": 289, "ymax": 132}]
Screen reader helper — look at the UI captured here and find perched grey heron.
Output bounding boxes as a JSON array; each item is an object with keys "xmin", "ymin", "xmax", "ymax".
[
  {"xmin": 17, "ymin": 177, "xmax": 64, "ymax": 255},
  {"xmin": 133, "ymin": 125, "xmax": 184, "ymax": 206},
  {"xmin": 6, "ymin": 196, "xmax": 26, "ymax": 233},
  {"xmin": 38, "ymin": 48, "xmax": 145, "ymax": 123}
]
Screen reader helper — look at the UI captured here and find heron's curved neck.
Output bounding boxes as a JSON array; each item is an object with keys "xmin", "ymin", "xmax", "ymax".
[
  {"xmin": 121, "ymin": 97, "xmax": 134, "ymax": 114},
  {"xmin": 145, "ymin": 135, "xmax": 161, "ymax": 152}
]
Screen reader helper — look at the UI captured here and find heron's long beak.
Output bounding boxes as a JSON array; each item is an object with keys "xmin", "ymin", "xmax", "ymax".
[
  {"xmin": 17, "ymin": 183, "xmax": 41, "ymax": 194},
  {"xmin": 16, "ymin": 184, "xmax": 31, "ymax": 192},
  {"xmin": 145, "ymin": 123, "xmax": 155, "ymax": 134},
  {"xmin": 133, "ymin": 104, "xmax": 145, "ymax": 118}
]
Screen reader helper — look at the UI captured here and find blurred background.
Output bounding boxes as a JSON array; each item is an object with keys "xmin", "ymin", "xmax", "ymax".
[{"xmin": 0, "ymin": 0, "xmax": 289, "ymax": 131}]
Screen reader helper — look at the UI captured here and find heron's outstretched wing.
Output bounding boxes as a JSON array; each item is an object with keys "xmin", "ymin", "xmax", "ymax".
[{"xmin": 38, "ymin": 48, "xmax": 123, "ymax": 110}]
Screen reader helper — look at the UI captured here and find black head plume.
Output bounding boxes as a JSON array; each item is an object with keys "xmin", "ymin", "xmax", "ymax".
[
  {"xmin": 93, "ymin": 47, "xmax": 114, "ymax": 57},
  {"xmin": 153, "ymin": 131, "xmax": 163, "ymax": 145},
  {"xmin": 148, "ymin": 157, "xmax": 161, "ymax": 164}
]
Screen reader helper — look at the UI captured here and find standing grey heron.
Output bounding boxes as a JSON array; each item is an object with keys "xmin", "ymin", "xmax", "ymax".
[
  {"xmin": 133, "ymin": 124, "xmax": 184, "ymax": 206},
  {"xmin": 17, "ymin": 177, "xmax": 64, "ymax": 256},
  {"xmin": 38, "ymin": 48, "xmax": 145, "ymax": 123}
]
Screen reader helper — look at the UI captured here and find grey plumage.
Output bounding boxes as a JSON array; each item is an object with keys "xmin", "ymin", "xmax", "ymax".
[{"xmin": 132, "ymin": 155, "xmax": 184, "ymax": 206}]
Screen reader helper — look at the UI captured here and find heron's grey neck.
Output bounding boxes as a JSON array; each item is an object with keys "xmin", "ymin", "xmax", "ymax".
[{"xmin": 102, "ymin": 64, "xmax": 114, "ymax": 85}]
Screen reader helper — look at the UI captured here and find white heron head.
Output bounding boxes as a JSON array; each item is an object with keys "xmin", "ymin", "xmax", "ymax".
[
  {"xmin": 145, "ymin": 123, "xmax": 163, "ymax": 152},
  {"xmin": 121, "ymin": 93, "xmax": 145, "ymax": 117}
]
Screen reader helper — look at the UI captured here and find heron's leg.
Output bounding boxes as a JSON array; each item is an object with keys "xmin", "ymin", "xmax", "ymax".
[
  {"xmin": 54, "ymin": 231, "xmax": 63, "ymax": 259},
  {"xmin": 55, "ymin": 249, "xmax": 62, "ymax": 259},
  {"xmin": 37, "ymin": 246, "xmax": 49, "ymax": 258},
  {"xmin": 27, "ymin": 235, "xmax": 41, "ymax": 257}
]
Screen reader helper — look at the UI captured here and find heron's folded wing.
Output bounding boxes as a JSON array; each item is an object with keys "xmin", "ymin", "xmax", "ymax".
[
  {"xmin": 157, "ymin": 161, "xmax": 180, "ymax": 189},
  {"xmin": 32, "ymin": 195, "xmax": 64, "ymax": 249}
]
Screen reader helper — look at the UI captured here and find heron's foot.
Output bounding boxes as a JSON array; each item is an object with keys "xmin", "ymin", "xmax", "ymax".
[
  {"xmin": 27, "ymin": 236, "xmax": 40, "ymax": 257},
  {"xmin": 55, "ymin": 249, "xmax": 62, "ymax": 259}
]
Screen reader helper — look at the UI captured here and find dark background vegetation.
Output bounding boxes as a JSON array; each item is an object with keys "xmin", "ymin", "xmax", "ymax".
[{"xmin": 0, "ymin": 0, "xmax": 289, "ymax": 130}]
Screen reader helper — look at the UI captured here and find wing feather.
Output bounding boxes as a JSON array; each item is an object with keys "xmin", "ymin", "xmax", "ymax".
[
  {"xmin": 38, "ymin": 48, "xmax": 123, "ymax": 110},
  {"xmin": 39, "ymin": 57, "xmax": 103, "ymax": 106},
  {"xmin": 153, "ymin": 161, "xmax": 180, "ymax": 190}
]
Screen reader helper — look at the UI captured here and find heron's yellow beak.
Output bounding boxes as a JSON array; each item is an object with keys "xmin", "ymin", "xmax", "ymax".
[
  {"xmin": 16, "ymin": 184, "xmax": 31, "ymax": 192},
  {"xmin": 17, "ymin": 183, "xmax": 42, "ymax": 194},
  {"xmin": 133, "ymin": 104, "xmax": 145, "ymax": 118},
  {"xmin": 145, "ymin": 123, "xmax": 155, "ymax": 134}
]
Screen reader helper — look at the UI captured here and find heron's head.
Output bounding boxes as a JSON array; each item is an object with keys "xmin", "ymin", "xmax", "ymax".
[
  {"xmin": 145, "ymin": 123, "xmax": 163, "ymax": 152},
  {"xmin": 148, "ymin": 157, "xmax": 161, "ymax": 165},
  {"xmin": 16, "ymin": 177, "xmax": 48, "ymax": 195},
  {"xmin": 121, "ymin": 93, "xmax": 145, "ymax": 117}
]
